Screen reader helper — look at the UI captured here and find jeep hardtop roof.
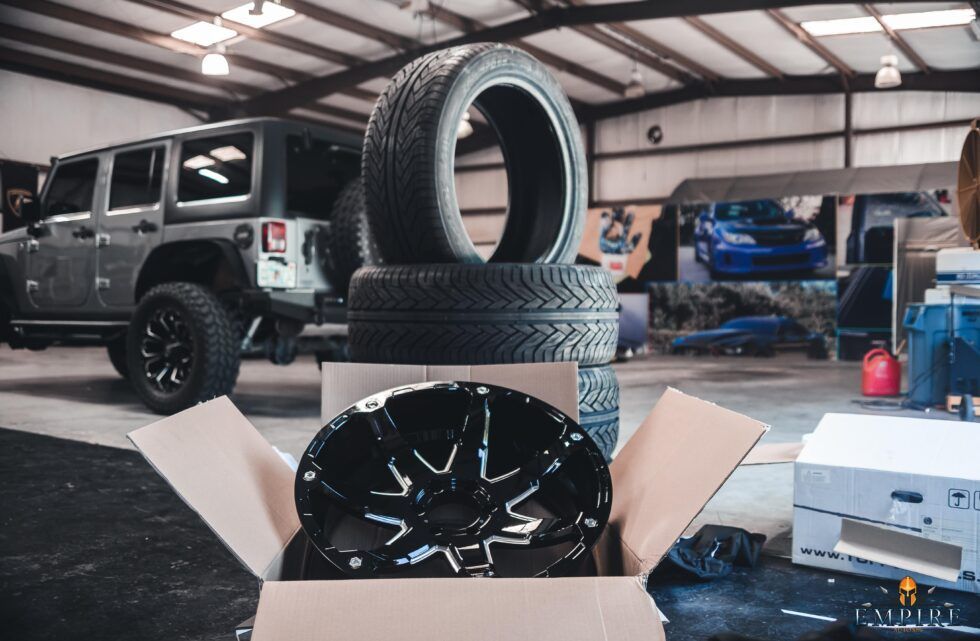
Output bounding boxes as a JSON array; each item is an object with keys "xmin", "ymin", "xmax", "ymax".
[{"xmin": 54, "ymin": 117, "xmax": 363, "ymax": 164}]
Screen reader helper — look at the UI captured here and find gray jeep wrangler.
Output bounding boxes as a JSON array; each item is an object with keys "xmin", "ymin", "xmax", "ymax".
[{"xmin": 0, "ymin": 118, "xmax": 376, "ymax": 413}]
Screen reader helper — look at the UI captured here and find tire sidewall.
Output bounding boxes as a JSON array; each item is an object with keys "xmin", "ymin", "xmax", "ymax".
[{"xmin": 434, "ymin": 46, "xmax": 587, "ymax": 264}]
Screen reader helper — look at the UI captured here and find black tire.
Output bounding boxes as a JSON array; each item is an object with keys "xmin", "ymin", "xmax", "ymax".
[
  {"xmin": 106, "ymin": 334, "xmax": 128, "ymax": 378},
  {"xmin": 578, "ymin": 365, "xmax": 619, "ymax": 460},
  {"xmin": 363, "ymin": 43, "xmax": 586, "ymax": 265},
  {"xmin": 348, "ymin": 264, "xmax": 618, "ymax": 365},
  {"xmin": 329, "ymin": 177, "xmax": 381, "ymax": 292},
  {"xmin": 126, "ymin": 282, "xmax": 241, "ymax": 414}
]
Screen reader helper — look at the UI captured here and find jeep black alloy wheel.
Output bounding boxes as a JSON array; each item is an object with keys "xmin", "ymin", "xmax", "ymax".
[
  {"xmin": 140, "ymin": 307, "xmax": 193, "ymax": 391},
  {"xmin": 362, "ymin": 43, "xmax": 587, "ymax": 264},
  {"xmin": 126, "ymin": 282, "xmax": 240, "ymax": 414},
  {"xmin": 295, "ymin": 381, "xmax": 612, "ymax": 579}
]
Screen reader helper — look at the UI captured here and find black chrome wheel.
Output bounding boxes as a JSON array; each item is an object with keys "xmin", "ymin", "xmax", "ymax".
[
  {"xmin": 140, "ymin": 307, "xmax": 193, "ymax": 393},
  {"xmin": 296, "ymin": 381, "xmax": 612, "ymax": 579}
]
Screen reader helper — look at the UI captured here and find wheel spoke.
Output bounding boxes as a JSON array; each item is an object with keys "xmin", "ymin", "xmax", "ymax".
[
  {"xmin": 363, "ymin": 407, "xmax": 434, "ymax": 484},
  {"xmin": 451, "ymin": 392, "xmax": 490, "ymax": 481},
  {"xmin": 455, "ymin": 541, "xmax": 496, "ymax": 577}
]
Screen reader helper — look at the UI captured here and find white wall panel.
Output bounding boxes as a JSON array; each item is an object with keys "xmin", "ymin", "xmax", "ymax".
[
  {"xmin": 852, "ymin": 126, "xmax": 967, "ymax": 166},
  {"xmin": 454, "ymin": 168, "xmax": 508, "ymax": 210},
  {"xmin": 0, "ymin": 71, "xmax": 200, "ymax": 165},
  {"xmin": 595, "ymin": 94, "xmax": 842, "ymax": 153}
]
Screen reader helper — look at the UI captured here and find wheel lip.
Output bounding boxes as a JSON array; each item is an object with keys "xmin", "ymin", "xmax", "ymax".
[
  {"xmin": 295, "ymin": 380, "xmax": 612, "ymax": 579},
  {"xmin": 435, "ymin": 47, "xmax": 586, "ymax": 265}
]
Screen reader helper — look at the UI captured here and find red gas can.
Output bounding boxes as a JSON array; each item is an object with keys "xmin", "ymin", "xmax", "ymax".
[{"xmin": 862, "ymin": 348, "xmax": 901, "ymax": 396}]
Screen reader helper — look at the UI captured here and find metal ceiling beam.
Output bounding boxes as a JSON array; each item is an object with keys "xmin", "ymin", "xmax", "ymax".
[
  {"xmin": 283, "ymin": 0, "xmax": 415, "ymax": 51},
  {"xmin": 599, "ymin": 21, "xmax": 720, "ymax": 83},
  {"xmin": 864, "ymin": 3, "xmax": 930, "ymax": 74},
  {"xmin": 122, "ymin": 0, "xmax": 377, "ymax": 101},
  {"xmin": 131, "ymin": 0, "xmax": 362, "ymax": 67},
  {"xmin": 240, "ymin": 0, "xmax": 892, "ymax": 114},
  {"xmin": 425, "ymin": 4, "xmax": 627, "ymax": 96},
  {"xmin": 581, "ymin": 69, "xmax": 980, "ymax": 121},
  {"xmin": 767, "ymin": 9, "xmax": 855, "ymax": 78},
  {"xmin": 513, "ymin": 0, "xmax": 692, "ymax": 84},
  {"xmin": 0, "ymin": 45, "xmax": 221, "ymax": 114},
  {"xmin": 0, "ymin": 23, "xmax": 368, "ymax": 126},
  {"xmin": 0, "ymin": 0, "xmax": 377, "ymax": 103},
  {"xmin": 0, "ymin": 23, "xmax": 253, "ymax": 98},
  {"xmin": 559, "ymin": 0, "xmax": 719, "ymax": 83},
  {"xmin": 683, "ymin": 16, "xmax": 784, "ymax": 79}
]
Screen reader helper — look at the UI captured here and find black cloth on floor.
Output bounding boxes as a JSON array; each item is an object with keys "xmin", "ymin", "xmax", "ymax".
[{"xmin": 656, "ymin": 524, "xmax": 765, "ymax": 580}]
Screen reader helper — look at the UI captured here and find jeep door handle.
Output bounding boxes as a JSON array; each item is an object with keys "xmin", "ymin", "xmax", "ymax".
[
  {"xmin": 72, "ymin": 225, "xmax": 95, "ymax": 239},
  {"xmin": 132, "ymin": 219, "xmax": 158, "ymax": 234}
]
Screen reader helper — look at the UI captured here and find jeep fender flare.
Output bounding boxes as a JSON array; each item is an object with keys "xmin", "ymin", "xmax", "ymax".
[{"xmin": 134, "ymin": 239, "xmax": 250, "ymax": 303}]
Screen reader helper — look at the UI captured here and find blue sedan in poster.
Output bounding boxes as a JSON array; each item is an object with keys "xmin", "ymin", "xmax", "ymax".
[{"xmin": 693, "ymin": 200, "xmax": 828, "ymax": 278}]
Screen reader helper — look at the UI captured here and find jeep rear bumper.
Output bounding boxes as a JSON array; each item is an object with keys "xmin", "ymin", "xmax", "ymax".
[{"xmin": 239, "ymin": 289, "xmax": 347, "ymax": 325}]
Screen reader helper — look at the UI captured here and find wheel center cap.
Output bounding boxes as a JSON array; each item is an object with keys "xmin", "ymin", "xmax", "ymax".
[{"xmin": 416, "ymin": 480, "xmax": 493, "ymax": 535}]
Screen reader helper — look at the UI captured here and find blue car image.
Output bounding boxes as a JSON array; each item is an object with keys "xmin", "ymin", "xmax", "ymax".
[
  {"xmin": 672, "ymin": 316, "xmax": 828, "ymax": 358},
  {"xmin": 693, "ymin": 200, "xmax": 828, "ymax": 278}
]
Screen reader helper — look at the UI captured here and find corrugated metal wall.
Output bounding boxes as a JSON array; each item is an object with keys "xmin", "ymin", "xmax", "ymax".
[{"xmin": 455, "ymin": 90, "xmax": 979, "ymax": 210}]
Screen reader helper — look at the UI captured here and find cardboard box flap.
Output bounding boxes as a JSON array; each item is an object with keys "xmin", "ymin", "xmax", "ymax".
[
  {"xmin": 322, "ymin": 362, "xmax": 579, "ymax": 423},
  {"xmin": 251, "ymin": 576, "xmax": 663, "ymax": 641},
  {"xmin": 834, "ymin": 519, "xmax": 963, "ymax": 583},
  {"xmin": 799, "ymin": 414, "xmax": 980, "ymax": 480},
  {"xmin": 128, "ymin": 396, "xmax": 299, "ymax": 580},
  {"xmin": 601, "ymin": 388, "xmax": 768, "ymax": 577}
]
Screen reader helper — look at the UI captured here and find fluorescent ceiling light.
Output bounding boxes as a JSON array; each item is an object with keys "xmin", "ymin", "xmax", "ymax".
[
  {"xmin": 882, "ymin": 8, "xmax": 975, "ymax": 31},
  {"xmin": 182, "ymin": 155, "xmax": 215, "ymax": 170},
  {"xmin": 198, "ymin": 168, "xmax": 229, "ymax": 184},
  {"xmin": 801, "ymin": 8, "xmax": 976, "ymax": 37},
  {"xmin": 221, "ymin": 2, "xmax": 296, "ymax": 29},
  {"xmin": 210, "ymin": 145, "xmax": 246, "ymax": 162},
  {"xmin": 800, "ymin": 16, "xmax": 881, "ymax": 37},
  {"xmin": 171, "ymin": 21, "xmax": 238, "ymax": 47}
]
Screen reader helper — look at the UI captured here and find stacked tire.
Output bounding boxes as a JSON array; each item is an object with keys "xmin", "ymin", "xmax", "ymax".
[{"xmin": 349, "ymin": 43, "xmax": 621, "ymax": 459}]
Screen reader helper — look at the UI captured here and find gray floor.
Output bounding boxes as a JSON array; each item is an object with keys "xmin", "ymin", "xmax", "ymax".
[{"xmin": 0, "ymin": 346, "xmax": 956, "ymax": 554}]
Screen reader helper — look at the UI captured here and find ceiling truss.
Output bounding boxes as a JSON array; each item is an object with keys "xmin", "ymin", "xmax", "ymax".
[{"xmin": 0, "ymin": 0, "xmax": 975, "ymax": 134}]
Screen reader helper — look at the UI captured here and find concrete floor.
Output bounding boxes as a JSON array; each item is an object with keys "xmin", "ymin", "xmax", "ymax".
[{"xmin": 0, "ymin": 346, "xmax": 957, "ymax": 555}]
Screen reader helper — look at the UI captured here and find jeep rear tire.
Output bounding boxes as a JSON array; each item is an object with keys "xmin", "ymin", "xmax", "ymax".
[
  {"xmin": 348, "ymin": 264, "xmax": 618, "ymax": 365},
  {"xmin": 329, "ymin": 177, "xmax": 381, "ymax": 292},
  {"xmin": 127, "ymin": 282, "xmax": 240, "ymax": 414}
]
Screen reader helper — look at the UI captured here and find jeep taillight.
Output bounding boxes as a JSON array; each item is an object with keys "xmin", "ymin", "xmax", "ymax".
[{"xmin": 262, "ymin": 221, "xmax": 286, "ymax": 253}]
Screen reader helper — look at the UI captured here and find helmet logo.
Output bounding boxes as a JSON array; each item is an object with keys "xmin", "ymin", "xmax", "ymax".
[{"xmin": 899, "ymin": 576, "xmax": 917, "ymax": 606}]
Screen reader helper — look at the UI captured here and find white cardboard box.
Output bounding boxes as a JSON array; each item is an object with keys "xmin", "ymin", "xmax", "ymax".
[
  {"xmin": 128, "ymin": 361, "xmax": 769, "ymax": 640},
  {"xmin": 792, "ymin": 413, "xmax": 979, "ymax": 592}
]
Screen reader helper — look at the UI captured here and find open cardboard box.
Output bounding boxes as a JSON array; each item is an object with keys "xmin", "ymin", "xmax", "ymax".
[{"xmin": 128, "ymin": 362, "xmax": 768, "ymax": 640}]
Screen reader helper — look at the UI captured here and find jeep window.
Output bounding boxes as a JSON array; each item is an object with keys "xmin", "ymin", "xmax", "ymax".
[
  {"xmin": 109, "ymin": 146, "xmax": 165, "ymax": 211},
  {"xmin": 714, "ymin": 200, "xmax": 785, "ymax": 222},
  {"xmin": 177, "ymin": 132, "xmax": 253, "ymax": 203},
  {"xmin": 286, "ymin": 134, "xmax": 359, "ymax": 219},
  {"xmin": 44, "ymin": 158, "xmax": 98, "ymax": 218},
  {"xmin": 858, "ymin": 192, "xmax": 944, "ymax": 229}
]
